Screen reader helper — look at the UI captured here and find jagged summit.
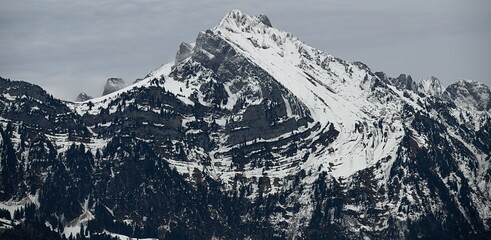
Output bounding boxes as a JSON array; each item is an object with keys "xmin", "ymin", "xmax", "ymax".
[
  {"xmin": 102, "ymin": 77, "xmax": 126, "ymax": 96},
  {"xmin": 75, "ymin": 92, "xmax": 92, "ymax": 102},
  {"xmin": 444, "ymin": 79, "xmax": 491, "ymax": 111},
  {"xmin": 389, "ymin": 74, "xmax": 417, "ymax": 91},
  {"xmin": 215, "ymin": 9, "xmax": 273, "ymax": 32},
  {"xmin": 175, "ymin": 42, "xmax": 194, "ymax": 64},
  {"xmin": 418, "ymin": 76, "xmax": 443, "ymax": 97}
]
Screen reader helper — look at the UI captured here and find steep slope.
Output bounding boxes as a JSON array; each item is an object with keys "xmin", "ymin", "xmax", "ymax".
[{"xmin": 1, "ymin": 10, "xmax": 490, "ymax": 240}]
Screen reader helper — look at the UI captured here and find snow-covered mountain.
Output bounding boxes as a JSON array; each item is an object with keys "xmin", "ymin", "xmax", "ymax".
[
  {"xmin": 445, "ymin": 79, "xmax": 491, "ymax": 111},
  {"xmin": 0, "ymin": 10, "xmax": 490, "ymax": 240},
  {"xmin": 418, "ymin": 76, "xmax": 443, "ymax": 97}
]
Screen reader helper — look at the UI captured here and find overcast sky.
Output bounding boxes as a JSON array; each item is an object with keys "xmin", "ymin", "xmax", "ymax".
[{"xmin": 1, "ymin": 0, "xmax": 490, "ymax": 100}]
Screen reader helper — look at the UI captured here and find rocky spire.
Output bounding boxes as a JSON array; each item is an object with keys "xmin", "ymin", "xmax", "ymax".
[
  {"xmin": 175, "ymin": 42, "xmax": 193, "ymax": 64},
  {"xmin": 102, "ymin": 78, "xmax": 126, "ymax": 96},
  {"xmin": 75, "ymin": 92, "xmax": 92, "ymax": 102},
  {"xmin": 388, "ymin": 74, "xmax": 417, "ymax": 91},
  {"xmin": 215, "ymin": 9, "xmax": 273, "ymax": 32},
  {"xmin": 258, "ymin": 14, "xmax": 272, "ymax": 27}
]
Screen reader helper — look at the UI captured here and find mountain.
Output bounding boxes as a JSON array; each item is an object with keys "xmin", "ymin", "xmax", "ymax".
[
  {"xmin": 102, "ymin": 78, "xmax": 126, "ymax": 96},
  {"xmin": 418, "ymin": 76, "xmax": 443, "ymax": 97},
  {"xmin": 75, "ymin": 92, "xmax": 93, "ymax": 102},
  {"xmin": 444, "ymin": 79, "xmax": 491, "ymax": 111},
  {"xmin": 390, "ymin": 74, "xmax": 418, "ymax": 91},
  {"xmin": 1, "ymin": 10, "xmax": 490, "ymax": 240}
]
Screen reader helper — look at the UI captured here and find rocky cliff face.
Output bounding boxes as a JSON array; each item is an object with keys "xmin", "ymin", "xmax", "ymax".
[
  {"xmin": 75, "ymin": 92, "xmax": 93, "ymax": 102},
  {"xmin": 0, "ymin": 10, "xmax": 490, "ymax": 240},
  {"xmin": 102, "ymin": 78, "xmax": 126, "ymax": 96},
  {"xmin": 175, "ymin": 42, "xmax": 194, "ymax": 64}
]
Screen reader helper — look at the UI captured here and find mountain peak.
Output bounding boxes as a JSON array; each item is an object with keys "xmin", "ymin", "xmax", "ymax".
[
  {"xmin": 418, "ymin": 76, "xmax": 443, "ymax": 97},
  {"xmin": 175, "ymin": 42, "xmax": 194, "ymax": 64},
  {"xmin": 444, "ymin": 79, "xmax": 491, "ymax": 111},
  {"xmin": 216, "ymin": 10, "xmax": 272, "ymax": 32},
  {"xmin": 75, "ymin": 92, "xmax": 92, "ymax": 102},
  {"xmin": 102, "ymin": 78, "xmax": 126, "ymax": 96},
  {"xmin": 387, "ymin": 73, "xmax": 417, "ymax": 91}
]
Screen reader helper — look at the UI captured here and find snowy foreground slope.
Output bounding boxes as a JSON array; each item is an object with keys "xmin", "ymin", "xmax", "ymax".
[{"xmin": 1, "ymin": 10, "xmax": 491, "ymax": 240}]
